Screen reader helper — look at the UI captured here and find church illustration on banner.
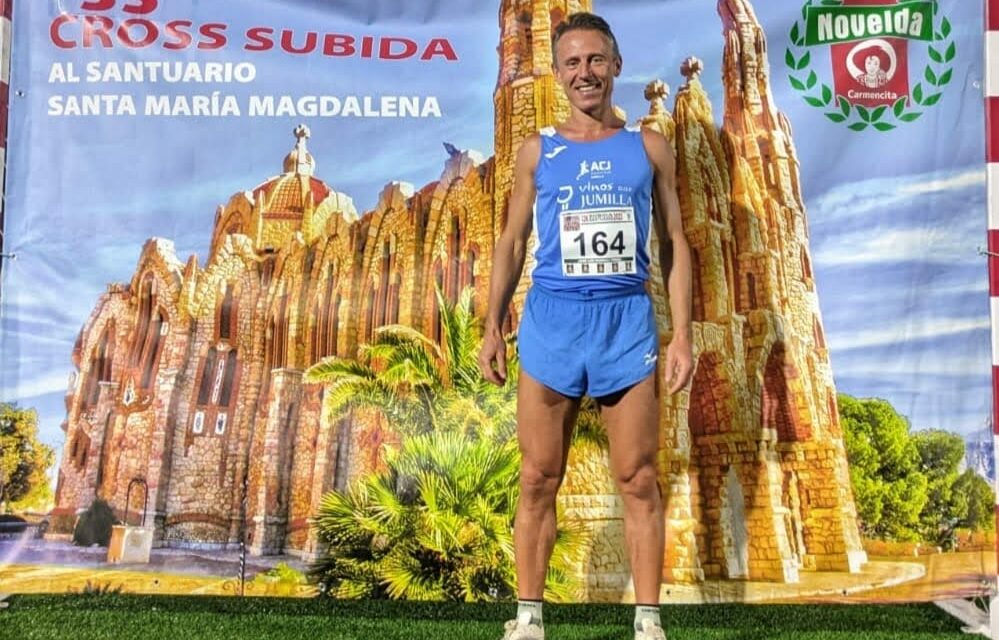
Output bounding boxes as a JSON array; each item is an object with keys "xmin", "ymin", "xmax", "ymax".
[{"xmin": 52, "ymin": 0, "xmax": 867, "ymax": 600}]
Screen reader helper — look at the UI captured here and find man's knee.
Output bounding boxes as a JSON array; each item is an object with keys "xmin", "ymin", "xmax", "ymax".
[
  {"xmin": 519, "ymin": 460, "xmax": 564, "ymax": 503},
  {"xmin": 616, "ymin": 462, "xmax": 660, "ymax": 501}
]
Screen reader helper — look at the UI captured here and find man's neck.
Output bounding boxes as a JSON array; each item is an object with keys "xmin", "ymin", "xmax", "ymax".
[{"xmin": 560, "ymin": 107, "xmax": 624, "ymax": 141}]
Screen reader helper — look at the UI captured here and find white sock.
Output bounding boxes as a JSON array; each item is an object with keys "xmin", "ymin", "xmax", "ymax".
[
  {"xmin": 635, "ymin": 604, "xmax": 661, "ymax": 632},
  {"xmin": 517, "ymin": 599, "xmax": 543, "ymax": 626}
]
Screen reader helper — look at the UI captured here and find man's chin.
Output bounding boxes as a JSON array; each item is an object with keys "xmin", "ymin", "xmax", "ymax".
[{"xmin": 568, "ymin": 91, "xmax": 606, "ymax": 107}]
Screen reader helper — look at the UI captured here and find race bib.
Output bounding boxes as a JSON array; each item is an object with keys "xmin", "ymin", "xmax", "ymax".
[{"xmin": 559, "ymin": 207, "xmax": 637, "ymax": 277}]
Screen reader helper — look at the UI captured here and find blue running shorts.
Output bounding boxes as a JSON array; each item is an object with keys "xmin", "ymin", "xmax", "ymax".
[{"xmin": 517, "ymin": 284, "xmax": 659, "ymax": 398}]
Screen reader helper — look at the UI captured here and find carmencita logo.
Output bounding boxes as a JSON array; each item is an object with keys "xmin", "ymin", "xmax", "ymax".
[{"xmin": 785, "ymin": 0, "xmax": 955, "ymax": 132}]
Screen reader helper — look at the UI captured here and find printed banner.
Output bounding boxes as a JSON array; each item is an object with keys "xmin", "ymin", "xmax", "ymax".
[{"xmin": 0, "ymin": 0, "xmax": 991, "ymax": 604}]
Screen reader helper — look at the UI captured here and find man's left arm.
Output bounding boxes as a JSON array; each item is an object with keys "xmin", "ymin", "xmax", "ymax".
[{"xmin": 642, "ymin": 128, "xmax": 694, "ymax": 394}]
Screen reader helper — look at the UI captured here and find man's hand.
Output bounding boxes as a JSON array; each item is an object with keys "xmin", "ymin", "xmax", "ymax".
[
  {"xmin": 478, "ymin": 328, "xmax": 508, "ymax": 386},
  {"xmin": 664, "ymin": 331, "xmax": 693, "ymax": 395}
]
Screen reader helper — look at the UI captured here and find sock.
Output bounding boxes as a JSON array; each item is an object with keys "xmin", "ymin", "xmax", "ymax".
[
  {"xmin": 517, "ymin": 599, "xmax": 543, "ymax": 626},
  {"xmin": 635, "ymin": 604, "xmax": 661, "ymax": 632}
]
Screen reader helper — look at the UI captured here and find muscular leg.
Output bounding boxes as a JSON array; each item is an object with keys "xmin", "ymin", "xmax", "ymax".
[
  {"xmin": 598, "ymin": 373, "xmax": 664, "ymax": 605},
  {"xmin": 514, "ymin": 370, "xmax": 580, "ymax": 600}
]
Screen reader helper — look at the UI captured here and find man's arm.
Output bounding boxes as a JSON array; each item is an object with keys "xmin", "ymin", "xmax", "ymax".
[
  {"xmin": 642, "ymin": 128, "xmax": 694, "ymax": 394},
  {"xmin": 478, "ymin": 134, "xmax": 540, "ymax": 386}
]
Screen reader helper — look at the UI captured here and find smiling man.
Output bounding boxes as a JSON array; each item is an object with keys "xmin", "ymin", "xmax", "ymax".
[{"xmin": 478, "ymin": 11, "xmax": 694, "ymax": 640}]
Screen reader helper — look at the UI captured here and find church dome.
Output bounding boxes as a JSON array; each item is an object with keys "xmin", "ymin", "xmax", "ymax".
[{"xmin": 252, "ymin": 125, "xmax": 332, "ymax": 217}]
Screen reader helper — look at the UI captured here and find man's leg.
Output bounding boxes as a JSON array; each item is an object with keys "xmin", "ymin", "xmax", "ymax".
[
  {"xmin": 598, "ymin": 372, "xmax": 664, "ymax": 607},
  {"xmin": 514, "ymin": 370, "xmax": 580, "ymax": 600}
]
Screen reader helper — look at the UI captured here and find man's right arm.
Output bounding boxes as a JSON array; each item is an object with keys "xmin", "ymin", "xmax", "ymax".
[{"xmin": 479, "ymin": 134, "xmax": 540, "ymax": 385}]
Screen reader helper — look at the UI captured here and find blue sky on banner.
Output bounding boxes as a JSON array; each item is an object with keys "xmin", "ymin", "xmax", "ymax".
[{"xmin": 0, "ymin": 0, "xmax": 987, "ymax": 456}]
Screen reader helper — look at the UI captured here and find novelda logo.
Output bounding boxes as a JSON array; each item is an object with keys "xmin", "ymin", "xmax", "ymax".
[{"xmin": 785, "ymin": 0, "xmax": 955, "ymax": 132}]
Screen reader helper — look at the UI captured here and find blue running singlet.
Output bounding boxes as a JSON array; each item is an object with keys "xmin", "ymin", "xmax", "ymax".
[
  {"xmin": 530, "ymin": 125, "xmax": 653, "ymax": 292},
  {"xmin": 519, "ymin": 125, "xmax": 659, "ymax": 397}
]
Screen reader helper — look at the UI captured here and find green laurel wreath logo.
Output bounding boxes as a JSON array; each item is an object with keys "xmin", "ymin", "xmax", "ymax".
[{"xmin": 785, "ymin": 0, "xmax": 955, "ymax": 132}]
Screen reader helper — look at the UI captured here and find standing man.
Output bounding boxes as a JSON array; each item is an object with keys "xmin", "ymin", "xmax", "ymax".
[{"xmin": 478, "ymin": 11, "xmax": 694, "ymax": 640}]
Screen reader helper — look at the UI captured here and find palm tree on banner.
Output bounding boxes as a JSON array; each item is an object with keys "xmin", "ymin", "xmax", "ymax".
[
  {"xmin": 309, "ymin": 430, "xmax": 586, "ymax": 602},
  {"xmin": 304, "ymin": 286, "xmax": 520, "ymax": 441}
]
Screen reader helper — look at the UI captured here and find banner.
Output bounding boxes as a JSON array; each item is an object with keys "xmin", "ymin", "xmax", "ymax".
[{"xmin": 0, "ymin": 0, "xmax": 991, "ymax": 604}]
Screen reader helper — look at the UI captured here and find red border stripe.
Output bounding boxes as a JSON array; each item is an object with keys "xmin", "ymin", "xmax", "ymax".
[
  {"xmin": 984, "ymin": 0, "xmax": 999, "ymax": 591},
  {"xmin": 988, "ymin": 99, "xmax": 999, "ymax": 162},
  {"xmin": 994, "ymin": 367, "xmax": 999, "ymax": 433},
  {"xmin": 989, "ymin": 230, "xmax": 999, "ymax": 296},
  {"xmin": 0, "ymin": 1, "xmax": 9, "ymax": 21}
]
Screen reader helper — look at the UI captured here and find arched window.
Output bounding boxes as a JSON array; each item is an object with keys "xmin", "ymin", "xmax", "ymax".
[
  {"xmin": 192, "ymin": 347, "xmax": 240, "ymax": 437},
  {"xmin": 516, "ymin": 11, "xmax": 533, "ymax": 73},
  {"xmin": 800, "ymin": 248, "xmax": 813, "ymax": 281},
  {"xmin": 217, "ymin": 286, "xmax": 236, "ymax": 341},
  {"xmin": 131, "ymin": 274, "xmax": 154, "ymax": 366},
  {"xmin": 389, "ymin": 274, "xmax": 401, "ymax": 325},
  {"xmin": 447, "ymin": 217, "xmax": 463, "ymax": 303},
  {"xmin": 312, "ymin": 265, "xmax": 336, "ymax": 362},
  {"xmin": 365, "ymin": 285, "xmax": 376, "ymax": 343},
  {"xmin": 70, "ymin": 431, "xmax": 90, "ymax": 470},
  {"xmin": 303, "ymin": 250, "xmax": 315, "ymax": 290},
  {"xmin": 332, "ymin": 420, "xmax": 352, "ymax": 492},
  {"xmin": 464, "ymin": 247, "xmax": 479, "ymax": 315},
  {"xmin": 762, "ymin": 345, "xmax": 810, "ymax": 442},
  {"xmin": 139, "ymin": 309, "xmax": 166, "ymax": 389},
  {"xmin": 129, "ymin": 273, "xmax": 167, "ymax": 391},
  {"xmin": 260, "ymin": 255, "xmax": 276, "ymax": 288},
  {"xmin": 218, "ymin": 350, "xmax": 239, "ymax": 407},
  {"xmin": 82, "ymin": 324, "xmax": 115, "ymax": 410},
  {"xmin": 197, "ymin": 349, "xmax": 220, "ymax": 406},
  {"xmin": 813, "ymin": 316, "xmax": 826, "ymax": 350},
  {"xmin": 274, "ymin": 295, "xmax": 289, "ymax": 369},
  {"xmin": 378, "ymin": 241, "xmax": 392, "ymax": 327},
  {"xmin": 690, "ymin": 248, "xmax": 705, "ymax": 322},
  {"xmin": 432, "ymin": 261, "xmax": 444, "ymax": 343},
  {"xmin": 331, "ymin": 295, "xmax": 342, "ymax": 356}
]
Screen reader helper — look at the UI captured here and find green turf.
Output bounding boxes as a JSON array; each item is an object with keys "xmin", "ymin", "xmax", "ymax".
[{"xmin": 1, "ymin": 595, "xmax": 972, "ymax": 640}]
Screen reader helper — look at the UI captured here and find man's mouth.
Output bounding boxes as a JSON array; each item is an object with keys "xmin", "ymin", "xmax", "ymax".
[{"xmin": 575, "ymin": 83, "xmax": 600, "ymax": 95}]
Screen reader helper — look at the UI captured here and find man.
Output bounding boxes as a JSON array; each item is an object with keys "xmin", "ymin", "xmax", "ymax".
[{"xmin": 478, "ymin": 11, "xmax": 694, "ymax": 640}]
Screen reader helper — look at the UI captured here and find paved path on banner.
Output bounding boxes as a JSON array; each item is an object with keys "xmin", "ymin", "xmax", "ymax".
[
  {"xmin": 2, "ymin": 538, "xmax": 991, "ymax": 602},
  {"xmin": 626, "ymin": 551, "xmax": 994, "ymax": 604},
  {"xmin": 0, "ymin": 537, "xmax": 316, "ymax": 596}
]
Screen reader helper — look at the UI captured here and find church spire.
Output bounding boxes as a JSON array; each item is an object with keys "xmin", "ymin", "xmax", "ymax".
[{"xmin": 283, "ymin": 124, "xmax": 315, "ymax": 177}]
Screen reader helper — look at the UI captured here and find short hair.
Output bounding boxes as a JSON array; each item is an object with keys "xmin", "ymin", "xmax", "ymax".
[{"xmin": 551, "ymin": 12, "xmax": 621, "ymax": 66}]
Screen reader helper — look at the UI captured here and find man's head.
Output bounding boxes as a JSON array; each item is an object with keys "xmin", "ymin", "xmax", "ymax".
[
  {"xmin": 551, "ymin": 13, "xmax": 622, "ymax": 113},
  {"xmin": 552, "ymin": 12, "xmax": 621, "ymax": 67}
]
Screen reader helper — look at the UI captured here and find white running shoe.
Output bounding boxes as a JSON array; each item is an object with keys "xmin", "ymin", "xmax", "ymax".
[
  {"xmin": 634, "ymin": 618, "xmax": 667, "ymax": 640},
  {"xmin": 501, "ymin": 611, "xmax": 545, "ymax": 640}
]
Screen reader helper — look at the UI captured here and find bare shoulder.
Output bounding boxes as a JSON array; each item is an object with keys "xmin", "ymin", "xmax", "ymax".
[
  {"xmin": 515, "ymin": 133, "xmax": 543, "ymax": 174},
  {"xmin": 639, "ymin": 127, "xmax": 673, "ymax": 169}
]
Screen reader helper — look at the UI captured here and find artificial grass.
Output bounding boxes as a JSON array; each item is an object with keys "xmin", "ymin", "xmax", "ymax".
[{"xmin": 1, "ymin": 594, "xmax": 971, "ymax": 640}]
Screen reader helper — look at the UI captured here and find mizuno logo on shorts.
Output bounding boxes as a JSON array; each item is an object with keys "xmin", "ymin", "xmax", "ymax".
[{"xmin": 643, "ymin": 351, "xmax": 657, "ymax": 366}]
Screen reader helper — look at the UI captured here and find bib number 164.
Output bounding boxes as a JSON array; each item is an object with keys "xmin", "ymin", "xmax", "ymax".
[
  {"xmin": 572, "ymin": 230, "xmax": 626, "ymax": 257},
  {"xmin": 559, "ymin": 207, "xmax": 637, "ymax": 277}
]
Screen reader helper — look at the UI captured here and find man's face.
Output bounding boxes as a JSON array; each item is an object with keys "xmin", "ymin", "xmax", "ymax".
[
  {"xmin": 553, "ymin": 29, "xmax": 621, "ymax": 112},
  {"xmin": 865, "ymin": 55, "xmax": 881, "ymax": 75}
]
